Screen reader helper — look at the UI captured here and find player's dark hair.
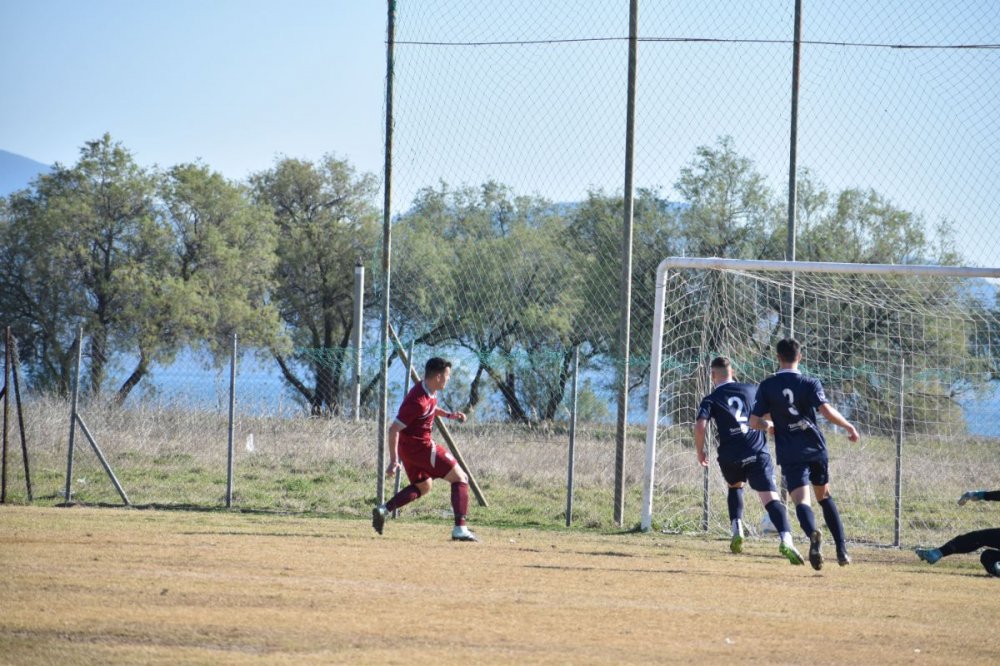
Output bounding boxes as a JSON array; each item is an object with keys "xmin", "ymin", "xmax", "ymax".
[
  {"xmin": 776, "ymin": 338, "xmax": 800, "ymax": 363},
  {"xmin": 425, "ymin": 357, "xmax": 452, "ymax": 377},
  {"xmin": 709, "ymin": 357, "xmax": 731, "ymax": 370}
]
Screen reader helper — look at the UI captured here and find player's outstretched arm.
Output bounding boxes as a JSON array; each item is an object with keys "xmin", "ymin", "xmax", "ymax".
[
  {"xmin": 818, "ymin": 403, "xmax": 859, "ymax": 442},
  {"xmin": 436, "ymin": 407, "xmax": 466, "ymax": 423},
  {"xmin": 693, "ymin": 418, "xmax": 709, "ymax": 467}
]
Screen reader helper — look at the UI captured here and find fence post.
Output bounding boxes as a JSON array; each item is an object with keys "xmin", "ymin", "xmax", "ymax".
[
  {"xmin": 893, "ymin": 357, "xmax": 905, "ymax": 547},
  {"xmin": 391, "ymin": 340, "xmax": 414, "ymax": 518},
  {"xmin": 377, "ymin": 0, "xmax": 397, "ymax": 507},
  {"xmin": 353, "ymin": 261, "xmax": 365, "ymax": 421},
  {"xmin": 226, "ymin": 332, "xmax": 237, "ymax": 508},
  {"xmin": 2, "ymin": 327, "xmax": 9, "ymax": 503},
  {"xmin": 785, "ymin": 0, "xmax": 803, "ymax": 339},
  {"xmin": 613, "ymin": 0, "xmax": 639, "ymax": 529},
  {"xmin": 566, "ymin": 346, "xmax": 580, "ymax": 527},
  {"xmin": 702, "ymin": 364, "xmax": 711, "ymax": 532},
  {"xmin": 64, "ymin": 326, "xmax": 83, "ymax": 503}
]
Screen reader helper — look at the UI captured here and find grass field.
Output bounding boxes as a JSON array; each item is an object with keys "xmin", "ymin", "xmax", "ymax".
[
  {"xmin": 5, "ymin": 397, "xmax": 999, "ymax": 548},
  {"xmin": 1, "ymin": 506, "xmax": 996, "ymax": 664}
]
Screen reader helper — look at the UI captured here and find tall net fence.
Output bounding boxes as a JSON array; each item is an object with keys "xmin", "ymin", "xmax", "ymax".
[
  {"xmin": 2, "ymin": 2, "xmax": 997, "ymax": 537},
  {"xmin": 386, "ymin": 1, "xmax": 999, "ymax": 527},
  {"xmin": 644, "ymin": 260, "xmax": 1000, "ymax": 547}
]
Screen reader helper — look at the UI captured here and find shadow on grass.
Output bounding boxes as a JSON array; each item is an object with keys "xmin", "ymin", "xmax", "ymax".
[{"xmin": 53, "ymin": 500, "xmax": 344, "ymax": 518}]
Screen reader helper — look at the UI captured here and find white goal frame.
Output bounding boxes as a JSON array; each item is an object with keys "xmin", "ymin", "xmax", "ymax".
[{"xmin": 640, "ymin": 257, "xmax": 1000, "ymax": 532}]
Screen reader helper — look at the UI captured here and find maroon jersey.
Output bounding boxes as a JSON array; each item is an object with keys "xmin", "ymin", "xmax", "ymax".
[{"xmin": 394, "ymin": 382, "xmax": 437, "ymax": 445}]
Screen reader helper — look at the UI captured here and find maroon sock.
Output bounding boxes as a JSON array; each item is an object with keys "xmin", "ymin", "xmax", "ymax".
[
  {"xmin": 386, "ymin": 484, "xmax": 422, "ymax": 512},
  {"xmin": 451, "ymin": 482, "xmax": 469, "ymax": 526}
]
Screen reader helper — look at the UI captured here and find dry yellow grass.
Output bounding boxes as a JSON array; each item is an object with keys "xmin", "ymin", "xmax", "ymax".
[{"xmin": 0, "ymin": 506, "xmax": 996, "ymax": 665}]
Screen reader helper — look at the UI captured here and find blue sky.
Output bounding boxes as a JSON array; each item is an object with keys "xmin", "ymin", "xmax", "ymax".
[
  {"xmin": 2, "ymin": 1, "xmax": 997, "ymax": 265},
  {"xmin": 0, "ymin": 0, "xmax": 386, "ymax": 178}
]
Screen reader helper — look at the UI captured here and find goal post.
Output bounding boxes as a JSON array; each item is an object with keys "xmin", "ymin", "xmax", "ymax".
[{"xmin": 641, "ymin": 257, "xmax": 1000, "ymax": 547}]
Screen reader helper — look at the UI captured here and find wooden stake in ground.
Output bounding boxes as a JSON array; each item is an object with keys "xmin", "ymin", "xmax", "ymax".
[
  {"xmin": 10, "ymin": 334, "xmax": 31, "ymax": 500},
  {"xmin": 387, "ymin": 324, "xmax": 488, "ymax": 508},
  {"xmin": 2, "ymin": 329, "xmax": 31, "ymax": 502}
]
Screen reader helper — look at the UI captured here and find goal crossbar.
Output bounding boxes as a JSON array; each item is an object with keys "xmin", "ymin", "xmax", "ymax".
[{"xmin": 640, "ymin": 257, "xmax": 1000, "ymax": 532}]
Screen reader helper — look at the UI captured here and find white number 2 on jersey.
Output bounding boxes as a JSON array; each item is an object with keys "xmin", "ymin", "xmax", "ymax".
[
  {"xmin": 727, "ymin": 396, "xmax": 749, "ymax": 433},
  {"xmin": 782, "ymin": 388, "xmax": 801, "ymax": 416}
]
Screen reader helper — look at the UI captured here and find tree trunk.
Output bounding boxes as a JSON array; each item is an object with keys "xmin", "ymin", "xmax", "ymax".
[
  {"xmin": 329, "ymin": 327, "xmax": 354, "ymax": 416},
  {"xmin": 273, "ymin": 352, "xmax": 316, "ymax": 410},
  {"xmin": 114, "ymin": 349, "xmax": 149, "ymax": 405},
  {"xmin": 463, "ymin": 363, "xmax": 485, "ymax": 413},
  {"xmin": 88, "ymin": 325, "xmax": 110, "ymax": 396},
  {"xmin": 541, "ymin": 348, "xmax": 575, "ymax": 421},
  {"xmin": 313, "ymin": 353, "xmax": 335, "ymax": 416},
  {"xmin": 58, "ymin": 337, "xmax": 75, "ymax": 398},
  {"xmin": 481, "ymin": 361, "xmax": 529, "ymax": 423}
]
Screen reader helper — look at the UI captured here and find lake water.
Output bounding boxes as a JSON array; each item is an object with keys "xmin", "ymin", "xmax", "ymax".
[{"xmin": 129, "ymin": 348, "xmax": 1000, "ymax": 439}]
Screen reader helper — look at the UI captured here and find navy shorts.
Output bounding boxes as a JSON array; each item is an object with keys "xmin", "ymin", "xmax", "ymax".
[
  {"xmin": 718, "ymin": 452, "xmax": 777, "ymax": 493},
  {"xmin": 781, "ymin": 459, "xmax": 830, "ymax": 491}
]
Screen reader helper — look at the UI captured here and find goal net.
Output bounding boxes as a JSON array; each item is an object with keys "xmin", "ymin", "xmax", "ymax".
[{"xmin": 641, "ymin": 257, "xmax": 1000, "ymax": 548}]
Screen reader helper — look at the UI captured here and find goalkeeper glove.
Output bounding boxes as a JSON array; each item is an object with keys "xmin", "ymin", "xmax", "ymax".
[{"xmin": 958, "ymin": 490, "xmax": 986, "ymax": 506}]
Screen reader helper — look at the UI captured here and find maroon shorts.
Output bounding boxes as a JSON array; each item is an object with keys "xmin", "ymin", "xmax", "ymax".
[{"xmin": 399, "ymin": 440, "xmax": 456, "ymax": 483}]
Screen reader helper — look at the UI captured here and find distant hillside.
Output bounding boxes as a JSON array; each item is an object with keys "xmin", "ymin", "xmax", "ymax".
[{"xmin": 0, "ymin": 150, "xmax": 51, "ymax": 197}]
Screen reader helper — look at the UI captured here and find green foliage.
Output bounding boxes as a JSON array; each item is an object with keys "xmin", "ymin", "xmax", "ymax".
[
  {"xmin": 1, "ymin": 134, "xmax": 167, "ymax": 396},
  {"xmin": 0, "ymin": 135, "xmax": 283, "ymax": 401},
  {"xmin": 561, "ymin": 379, "xmax": 611, "ymax": 424},
  {"xmin": 250, "ymin": 155, "xmax": 379, "ymax": 415},
  {"xmin": 675, "ymin": 136, "xmax": 781, "ymax": 260},
  {"xmin": 787, "ymin": 170, "xmax": 977, "ymax": 434},
  {"xmin": 2, "ymin": 134, "xmax": 993, "ymax": 433},
  {"xmin": 160, "ymin": 162, "xmax": 284, "ymax": 358},
  {"xmin": 394, "ymin": 182, "xmax": 585, "ymax": 421}
]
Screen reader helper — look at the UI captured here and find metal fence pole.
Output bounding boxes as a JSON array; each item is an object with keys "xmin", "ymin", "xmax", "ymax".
[
  {"xmin": 1, "ymin": 327, "xmax": 9, "ymax": 503},
  {"xmin": 785, "ymin": 0, "xmax": 803, "ymax": 339},
  {"xmin": 64, "ymin": 326, "xmax": 83, "ymax": 503},
  {"xmin": 226, "ymin": 332, "xmax": 237, "ymax": 508},
  {"xmin": 566, "ymin": 346, "xmax": 580, "ymax": 527},
  {"xmin": 702, "ymin": 364, "xmax": 711, "ymax": 532},
  {"xmin": 353, "ymin": 261, "xmax": 365, "ymax": 422},
  {"xmin": 893, "ymin": 357, "xmax": 905, "ymax": 547},
  {"xmin": 702, "ymin": 461, "xmax": 710, "ymax": 532},
  {"xmin": 613, "ymin": 0, "xmax": 639, "ymax": 528},
  {"xmin": 391, "ymin": 340, "xmax": 414, "ymax": 518},
  {"xmin": 377, "ymin": 0, "xmax": 397, "ymax": 506}
]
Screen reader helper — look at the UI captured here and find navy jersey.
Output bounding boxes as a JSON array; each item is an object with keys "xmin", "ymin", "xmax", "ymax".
[
  {"xmin": 751, "ymin": 370, "xmax": 829, "ymax": 465},
  {"xmin": 696, "ymin": 382, "xmax": 767, "ymax": 462}
]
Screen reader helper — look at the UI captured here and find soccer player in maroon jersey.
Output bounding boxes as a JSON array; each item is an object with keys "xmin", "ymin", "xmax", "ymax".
[{"xmin": 372, "ymin": 357, "xmax": 478, "ymax": 541}]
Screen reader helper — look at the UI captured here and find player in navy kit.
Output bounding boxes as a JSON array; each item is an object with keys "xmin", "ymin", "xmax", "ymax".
[
  {"xmin": 749, "ymin": 339, "xmax": 860, "ymax": 570},
  {"xmin": 695, "ymin": 357, "xmax": 805, "ymax": 564}
]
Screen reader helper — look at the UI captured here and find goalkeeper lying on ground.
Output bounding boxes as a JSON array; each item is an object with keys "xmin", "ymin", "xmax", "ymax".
[{"xmin": 915, "ymin": 490, "xmax": 1000, "ymax": 577}]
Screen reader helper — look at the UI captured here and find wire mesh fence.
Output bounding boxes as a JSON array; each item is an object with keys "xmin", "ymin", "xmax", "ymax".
[
  {"xmin": 643, "ymin": 260, "xmax": 1000, "ymax": 547},
  {"xmin": 0, "ymin": 328, "xmax": 626, "ymax": 529},
  {"xmin": 381, "ymin": 0, "xmax": 1000, "ymax": 539},
  {"xmin": 2, "ymin": 1, "xmax": 998, "ymax": 544}
]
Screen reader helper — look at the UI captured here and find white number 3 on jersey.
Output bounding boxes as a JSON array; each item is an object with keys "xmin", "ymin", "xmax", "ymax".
[{"xmin": 782, "ymin": 388, "xmax": 801, "ymax": 416}]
